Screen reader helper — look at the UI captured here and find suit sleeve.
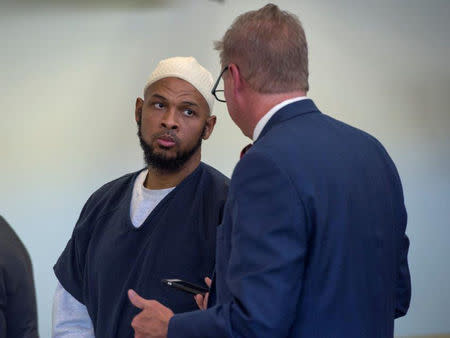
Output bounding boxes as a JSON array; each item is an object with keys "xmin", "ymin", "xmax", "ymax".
[
  {"xmin": 387, "ymin": 155, "xmax": 411, "ymax": 319},
  {"xmin": 0, "ymin": 268, "xmax": 6, "ymax": 338},
  {"xmin": 394, "ymin": 200, "xmax": 411, "ymax": 318},
  {"xmin": 169, "ymin": 150, "xmax": 308, "ymax": 337},
  {"xmin": 394, "ymin": 232, "xmax": 410, "ymax": 318},
  {"xmin": 0, "ymin": 250, "xmax": 38, "ymax": 338}
]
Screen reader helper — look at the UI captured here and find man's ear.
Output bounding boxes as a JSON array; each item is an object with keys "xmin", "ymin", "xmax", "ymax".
[
  {"xmin": 135, "ymin": 97, "xmax": 144, "ymax": 123},
  {"xmin": 227, "ymin": 63, "xmax": 243, "ymax": 95},
  {"xmin": 202, "ymin": 115, "xmax": 217, "ymax": 140}
]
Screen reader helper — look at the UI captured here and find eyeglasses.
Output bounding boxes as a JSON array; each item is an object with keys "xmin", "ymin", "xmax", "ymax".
[{"xmin": 211, "ymin": 66, "xmax": 228, "ymax": 102}]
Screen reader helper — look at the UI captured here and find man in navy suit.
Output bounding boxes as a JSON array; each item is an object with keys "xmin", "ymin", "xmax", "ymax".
[{"xmin": 128, "ymin": 4, "xmax": 411, "ymax": 337}]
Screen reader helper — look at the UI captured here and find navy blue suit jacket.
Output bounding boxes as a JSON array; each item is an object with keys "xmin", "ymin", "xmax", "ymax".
[{"xmin": 169, "ymin": 99, "xmax": 411, "ymax": 337}]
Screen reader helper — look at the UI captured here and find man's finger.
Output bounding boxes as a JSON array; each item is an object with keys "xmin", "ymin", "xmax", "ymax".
[
  {"xmin": 128, "ymin": 289, "xmax": 147, "ymax": 310},
  {"xmin": 194, "ymin": 294, "xmax": 204, "ymax": 309}
]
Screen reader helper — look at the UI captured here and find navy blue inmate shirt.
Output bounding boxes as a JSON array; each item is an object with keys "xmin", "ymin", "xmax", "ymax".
[{"xmin": 54, "ymin": 162, "xmax": 229, "ymax": 338}]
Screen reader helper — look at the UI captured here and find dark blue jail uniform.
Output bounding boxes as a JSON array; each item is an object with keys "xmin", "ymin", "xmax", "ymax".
[{"xmin": 54, "ymin": 162, "xmax": 229, "ymax": 338}]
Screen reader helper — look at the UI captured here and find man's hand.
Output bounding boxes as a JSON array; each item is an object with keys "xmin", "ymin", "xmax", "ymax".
[
  {"xmin": 128, "ymin": 289, "xmax": 174, "ymax": 338},
  {"xmin": 194, "ymin": 277, "xmax": 212, "ymax": 310}
]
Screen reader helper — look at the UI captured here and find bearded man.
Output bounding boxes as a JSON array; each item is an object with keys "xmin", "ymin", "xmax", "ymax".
[{"xmin": 52, "ymin": 56, "xmax": 229, "ymax": 338}]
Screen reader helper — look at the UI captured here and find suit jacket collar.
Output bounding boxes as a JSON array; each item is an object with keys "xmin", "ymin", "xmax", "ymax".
[{"xmin": 255, "ymin": 98, "xmax": 320, "ymax": 143}]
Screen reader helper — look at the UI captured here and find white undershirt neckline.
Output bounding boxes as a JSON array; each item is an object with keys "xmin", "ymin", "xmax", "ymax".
[{"xmin": 130, "ymin": 169, "xmax": 175, "ymax": 228}]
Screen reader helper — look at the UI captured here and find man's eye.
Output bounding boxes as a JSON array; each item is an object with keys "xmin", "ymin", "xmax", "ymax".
[
  {"xmin": 183, "ymin": 109, "xmax": 194, "ymax": 117},
  {"xmin": 154, "ymin": 103, "xmax": 165, "ymax": 109}
]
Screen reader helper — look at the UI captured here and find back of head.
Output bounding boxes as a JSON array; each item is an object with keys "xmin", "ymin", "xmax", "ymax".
[{"xmin": 215, "ymin": 3, "xmax": 309, "ymax": 94}]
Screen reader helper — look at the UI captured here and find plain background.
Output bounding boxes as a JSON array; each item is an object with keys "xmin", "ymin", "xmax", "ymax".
[{"xmin": 0, "ymin": 0, "xmax": 449, "ymax": 337}]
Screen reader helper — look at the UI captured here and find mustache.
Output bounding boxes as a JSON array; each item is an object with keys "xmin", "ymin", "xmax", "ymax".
[{"xmin": 152, "ymin": 130, "xmax": 180, "ymax": 144}]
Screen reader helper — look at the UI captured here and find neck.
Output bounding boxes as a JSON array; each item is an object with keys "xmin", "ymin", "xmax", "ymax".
[
  {"xmin": 144, "ymin": 152, "xmax": 201, "ymax": 189},
  {"xmin": 242, "ymin": 90, "xmax": 307, "ymax": 138}
]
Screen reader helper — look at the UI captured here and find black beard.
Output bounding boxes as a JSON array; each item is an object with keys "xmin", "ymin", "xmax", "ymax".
[{"xmin": 137, "ymin": 121, "xmax": 204, "ymax": 173}]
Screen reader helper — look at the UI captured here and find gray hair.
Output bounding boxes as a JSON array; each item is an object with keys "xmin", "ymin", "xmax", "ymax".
[{"xmin": 214, "ymin": 3, "xmax": 309, "ymax": 93}]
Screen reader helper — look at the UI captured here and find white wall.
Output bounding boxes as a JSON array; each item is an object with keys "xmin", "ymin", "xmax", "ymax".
[{"xmin": 0, "ymin": 1, "xmax": 449, "ymax": 336}]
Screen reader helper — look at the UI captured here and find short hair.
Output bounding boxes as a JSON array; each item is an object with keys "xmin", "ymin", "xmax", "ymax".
[{"xmin": 214, "ymin": 3, "xmax": 309, "ymax": 93}]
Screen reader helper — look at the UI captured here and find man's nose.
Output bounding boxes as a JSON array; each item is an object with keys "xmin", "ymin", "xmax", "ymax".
[{"xmin": 161, "ymin": 109, "xmax": 179, "ymax": 130}]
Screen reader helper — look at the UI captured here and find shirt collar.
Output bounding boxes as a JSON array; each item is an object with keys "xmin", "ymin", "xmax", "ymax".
[{"xmin": 252, "ymin": 96, "xmax": 308, "ymax": 141}]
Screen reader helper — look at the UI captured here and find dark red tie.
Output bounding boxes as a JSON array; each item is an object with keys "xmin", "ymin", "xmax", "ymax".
[{"xmin": 240, "ymin": 144, "xmax": 253, "ymax": 159}]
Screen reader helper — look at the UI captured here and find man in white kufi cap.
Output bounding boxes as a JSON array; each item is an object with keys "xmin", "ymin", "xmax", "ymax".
[
  {"xmin": 144, "ymin": 56, "xmax": 215, "ymax": 113},
  {"xmin": 52, "ymin": 57, "xmax": 229, "ymax": 338}
]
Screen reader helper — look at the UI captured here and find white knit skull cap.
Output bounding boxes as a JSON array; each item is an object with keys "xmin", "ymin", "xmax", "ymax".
[{"xmin": 144, "ymin": 56, "xmax": 215, "ymax": 112}]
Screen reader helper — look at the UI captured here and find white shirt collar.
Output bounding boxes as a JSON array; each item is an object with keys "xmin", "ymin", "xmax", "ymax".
[{"xmin": 252, "ymin": 96, "xmax": 308, "ymax": 141}]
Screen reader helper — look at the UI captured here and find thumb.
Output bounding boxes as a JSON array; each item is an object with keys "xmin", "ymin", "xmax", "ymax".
[
  {"xmin": 128, "ymin": 289, "xmax": 147, "ymax": 310},
  {"xmin": 204, "ymin": 277, "xmax": 212, "ymax": 288}
]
